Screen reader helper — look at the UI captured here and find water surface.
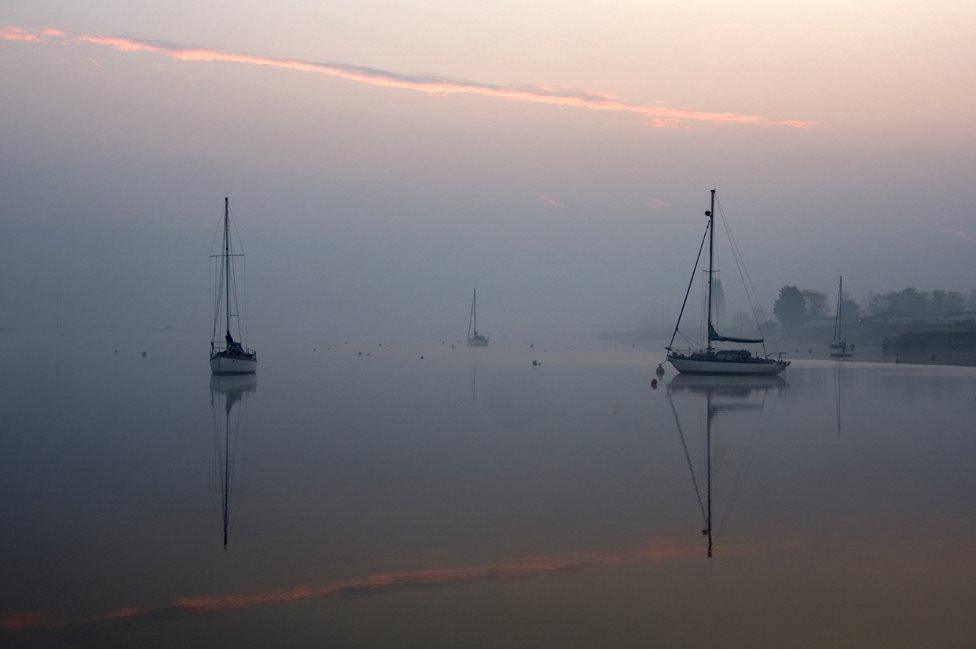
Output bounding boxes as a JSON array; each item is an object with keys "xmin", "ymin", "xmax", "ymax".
[{"xmin": 1, "ymin": 332, "xmax": 974, "ymax": 647}]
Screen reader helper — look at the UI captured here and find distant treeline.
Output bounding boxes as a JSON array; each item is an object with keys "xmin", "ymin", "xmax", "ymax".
[
  {"xmin": 769, "ymin": 286, "xmax": 976, "ymax": 335},
  {"xmin": 603, "ymin": 286, "xmax": 976, "ymax": 344}
]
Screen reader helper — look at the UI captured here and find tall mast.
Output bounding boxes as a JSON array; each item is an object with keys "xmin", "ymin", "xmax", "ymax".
[
  {"xmin": 706, "ymin": 189, "xmax": 715, "ymax": 352},
  {"xmin": 473, "ymin": 289, "xmax": 477, "ymax": 334},
  {"xmin": 224, "ymin": 197, "xmax": 231, "ymax": 339},
  {"xmin": 837, "ymin": 276, "xmax": 843, "ymax": 338}
]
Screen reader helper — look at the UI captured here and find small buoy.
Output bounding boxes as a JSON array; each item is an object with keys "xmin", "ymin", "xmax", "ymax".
[
  {"xmin": 529, "ymin": 344, "xmax": 534, "ymax": 349},
  {"xmin": 141, "ymin": 350, "xmax": 148, "ymax": 358},
  {"xmin": 655, "ymin": 364, "xmax": 665, "ymax": 378},
  {"xmin": 357, "ymin": 351, "xmax": 362, "ymax": 356},
  {"xmin": 451, "ymin": 344, "xmax": 455, "ymax": 349},
  {"xmin": 114, "ymin": 349, "xmax": 118, "ymax": 354},
  {"xmin": 651, "ymin": 379, "xmax": 658, "ymax": 389},
  {"xmin": 420, "ymin": 355, "xmax": 424, "ymax": 359},
  {"xmin": 313, "ymin": 348, "xmax": 317, "ymax": 352}
]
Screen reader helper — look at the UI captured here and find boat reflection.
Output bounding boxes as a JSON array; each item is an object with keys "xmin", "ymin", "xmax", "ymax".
[
  {"xmin": 210, "ymin": 374, "xmax": 257, "ymax": 550},
  {"xmin": 666, "ymin": 374, "xmax": 786, "ymax": 557}
]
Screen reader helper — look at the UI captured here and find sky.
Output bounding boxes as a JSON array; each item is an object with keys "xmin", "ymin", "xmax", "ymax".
[{"xmin": 1, "ymin": 1, "xmax": 975, "ymax": 339}]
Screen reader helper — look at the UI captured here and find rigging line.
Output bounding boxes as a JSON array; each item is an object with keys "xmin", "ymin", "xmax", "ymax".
[
  {"xmin": 667, "ymin": 391, "xmax": 708, "ymax": 524},
  {"xmin": 212, "ymin": 257, "xmax": 225, "ymax": 342},
  {"xmin": 209, "ymin": 207, "xmax": 226, "ymax": 341},
  {"xmin": 698, "ymin": 271, "xmax": 709, "ymax": 340},
  {"xmin": 229, "ymin": 204, "xmax": 247, "ymax": 342},
  {"xmin": 667, "ymin": 222, "xmax": 710, "ymax": 350},
  {"xmin": 718, "ymin": 198, "xmax": 770, "ymax": 328},
  {"xmin": 717, "ymin": 199, "xmax": 769, "ymax": 353},
  {"xmin": 676, "ymin": 329, "xmax": 698, "ymax": 349}
]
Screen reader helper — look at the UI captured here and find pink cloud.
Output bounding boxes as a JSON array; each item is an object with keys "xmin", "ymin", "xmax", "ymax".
[
  {"xmin": 0, "ymin": 26, "xmax": 41, "ymax": 42},
  {"xmin": 3, "ymin": 25, "xmax": 817, "ymax": 130},
  {"xmin": 536, "ymin": 192, "xmax": 565, "ymax": 209}
]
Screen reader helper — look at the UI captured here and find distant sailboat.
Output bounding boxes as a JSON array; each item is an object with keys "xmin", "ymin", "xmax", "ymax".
[
  {"xmin": 666, "ymin": 190, "xmax": 789, "ymax": 375},
  {"xmin": 467, "ymin": 289, "xmax": 489, "ymax": 347},
  {"xmin": 830, "ymin": 276, "xmax": 855, "ymax": 358},
  {"xmin": 210, "ymin": 197, "xmax": 257, "ymax": 374}
]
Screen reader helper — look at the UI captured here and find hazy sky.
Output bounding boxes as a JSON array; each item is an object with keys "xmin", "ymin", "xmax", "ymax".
[{"xmin": 2, "ymin": 1, "xmax": 974, "ymax": 339}]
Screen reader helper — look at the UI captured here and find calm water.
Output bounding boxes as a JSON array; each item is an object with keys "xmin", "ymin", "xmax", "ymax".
[{"xmin": 1, "ymin": 332, "xmax": 975, "ymax": 648}]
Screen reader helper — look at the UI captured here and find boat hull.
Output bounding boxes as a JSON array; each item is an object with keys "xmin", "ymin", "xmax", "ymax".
[
  {"xmin": 467, "ymin": 336, "xmax": 489, "ymax": 347},
  {"xmin": 210, "ymin": 354, "xmax": 257, "ymax": 374},
  {"xmin": 668, "ymin": 356, "xmax": 788, "ymax": 375}
]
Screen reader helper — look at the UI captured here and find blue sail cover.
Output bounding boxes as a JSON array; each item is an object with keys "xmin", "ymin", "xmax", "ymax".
[{"xmin": 708, "ymin": 323, "xmax": 763, "ymax": 344}]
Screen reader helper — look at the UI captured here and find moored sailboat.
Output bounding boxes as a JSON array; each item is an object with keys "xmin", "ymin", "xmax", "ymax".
[
  {"xmin": 666, "ymin": 190, "xmax": 788, "ymax": 375},
  {"xmin": 210, "ymin": 197, "xmax": 257, "ymax": 374},
  {"xmin": 467, "ymin": 289, "xmax": 489, "ymax": 347},
  {"xmin": 830, "ymin": 275, "xmax": 855, "ymax": 358}
]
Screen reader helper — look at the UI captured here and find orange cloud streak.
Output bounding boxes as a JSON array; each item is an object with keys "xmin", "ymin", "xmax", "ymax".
[
  {"xmin": 0, "ymin": 26, "xmax": 40, "ymax": 42},
  {"xmin": 1, "ymin": 537, "xmax": 766, "ymax": 632},
  {"xmin": 537, "ymin": 192, "xmax": 565, "ymax": 209},
  {"xmin": 2, "ymin": 25, "xmax": 816, "ymax": 130}
]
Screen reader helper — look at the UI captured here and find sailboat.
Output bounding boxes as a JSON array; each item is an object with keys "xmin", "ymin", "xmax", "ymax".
[
  {"xmin": 466, "ymin": 289, "xmax": 489, "ymax": 347},
  {"xmin": 210, "ymin": 197, "xmax": 257, "ymax": 374},
  {"xmin": 666, "ymin": 190, "xmax": 789, "ymax": 375},
  {"xmin": 830, "ymin": 276, "xmax": 855, "ymax": 358}
]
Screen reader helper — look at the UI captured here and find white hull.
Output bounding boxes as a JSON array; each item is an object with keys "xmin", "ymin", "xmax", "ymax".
[
  {"xmin": 210, "ymin": 355, "xmax": 257, "ymax": 374},
  {"xmin": 669, "ymin": 357, "xmax": 788, "ymax": 375}
]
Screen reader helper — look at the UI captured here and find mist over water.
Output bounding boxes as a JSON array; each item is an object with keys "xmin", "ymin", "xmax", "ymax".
[
  {"xmin": 4, "ymin": 2, "xmax": 976, "ymax": 646},
  {"xmin": 1, "ymin": 332, "xmax": 974, "ymax": 647}
]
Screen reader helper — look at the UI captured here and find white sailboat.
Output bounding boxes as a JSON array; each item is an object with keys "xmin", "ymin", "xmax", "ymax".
[
  {"xmin": 830, "ymin": 275, "xmax": 855, "ymax": 358},
  {"xmin": 466, "ymin": 289, "xmax": 489, "ymax": 347},
  {"xmin": 210, "ymin": 197, "xmax": 257, "ymax": 374},
  {"xmin": 666, "ymin": 189, "xmax": 789, "ymax": 375}
]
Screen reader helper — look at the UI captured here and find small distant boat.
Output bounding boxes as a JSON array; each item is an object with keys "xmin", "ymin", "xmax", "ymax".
[
  {"xmin": 830, "ymin": 275, "xmax": 855, "ymax": 358},
  {"xmin": 210, "ymin": 197, "xmax": 257, "ymax": 374},
  {"xmin": 666, "ymin": 190, "xmax": 788, "ymax": 376},
  {"xmin": 466, "ymin": 289, "xmax": 489, "ymax": 347}
]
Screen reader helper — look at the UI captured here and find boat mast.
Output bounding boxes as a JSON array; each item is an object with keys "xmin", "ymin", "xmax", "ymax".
[
  {"xmin": 706, "ymin": 189, "xmax": 715, "ymax": 353},
  {"xmin": 473, "ymin": 289, "xmax": 477, "ymax": 335},
  {"xmin": 836, "ymin": 276, "xmax": 843, "ymax": 341},
  {"xmin": 224, "ymin": 197, "xmax": 231, "ymax": 340}
]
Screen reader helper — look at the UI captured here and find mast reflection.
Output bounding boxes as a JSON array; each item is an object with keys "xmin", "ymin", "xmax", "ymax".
[
  {"xmin": 210, "ymin": 374, "xmax": 257, "ymax": 550},
  {"xmin": 666, "ymin": 374, "xmax": 787, "ymax": 557}
]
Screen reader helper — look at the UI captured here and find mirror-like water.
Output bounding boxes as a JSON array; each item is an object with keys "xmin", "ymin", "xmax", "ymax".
[{"xmin": 2, "ymin": 332, "xmax": 974, "ymax": 648}]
